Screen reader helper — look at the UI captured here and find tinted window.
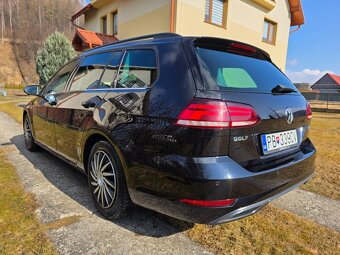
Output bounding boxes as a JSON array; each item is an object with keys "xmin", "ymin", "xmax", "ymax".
[
  {"xmin": 43, "ymin": 60, "xmax": 78, "ymax": 94},
  {"xmin": 100, "ymin": 51, "xmax": 123, "ymax": 88},
  {"xmin": 196, "ymin": 47, "xmax": 296, "ymax": 93},
  {"xmin": 69, "ymin": 52, "xmax": 112, "ymax": 91},
  {"xmin": 116, "ymin": 49, "xmax": 157, "ymax": 89}
]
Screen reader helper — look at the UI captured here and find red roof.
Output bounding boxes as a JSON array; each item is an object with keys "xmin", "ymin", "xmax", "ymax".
[
  {"xmin": 288, "ymin": 0, "xmax": 305, "ymax": 26},
  {"xmin": 328, "ymin": 73, "xmax": 340, "ymax": 85},
  {"xmin": 72, "ymin": 28, "xmax": 118, "ymax": 51}
]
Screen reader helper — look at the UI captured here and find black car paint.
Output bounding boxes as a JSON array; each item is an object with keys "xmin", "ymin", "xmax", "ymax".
[{"xmin": 24, "ymin": 35, "xmax": 315, "ymax": 224}]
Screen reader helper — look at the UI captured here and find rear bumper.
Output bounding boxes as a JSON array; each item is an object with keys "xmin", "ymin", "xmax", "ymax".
[
  {"xmin": 208, "ymin": 175, "xmax": 312, "ymax": 224},
  {"xmin": 128, "ymin": 140, "xmax": 316, "ymax": 224}
]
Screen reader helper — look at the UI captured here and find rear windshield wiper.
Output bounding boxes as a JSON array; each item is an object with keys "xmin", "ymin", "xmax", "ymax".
[{"xmin": 271, "ymin": 84, "xmax": 297, "ymax": 94}]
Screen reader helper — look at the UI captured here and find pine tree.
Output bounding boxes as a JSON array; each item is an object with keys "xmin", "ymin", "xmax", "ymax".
[{"xmin": 36, "ymin": 31, "xmax": 77, "ymax": 84}]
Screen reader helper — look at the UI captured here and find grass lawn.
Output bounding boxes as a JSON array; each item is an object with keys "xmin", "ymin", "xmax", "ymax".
[
  {"xmin": 0, "ymin": 95, "xmax": 32, "ymax": 102},
  {"xmin": 177, "ymin": 205, "xmax": 340, "ymax": 255},
  {"xmin": 305, "ymin": 112, "xmax": 340, "ymax": 200},
  {"xmin": 0, "ymin": 148, "xmax": 57, "ymax": 255},
  {"xmin": 0, "ymin": 96, "xmax": 32, "ymax": 124}
]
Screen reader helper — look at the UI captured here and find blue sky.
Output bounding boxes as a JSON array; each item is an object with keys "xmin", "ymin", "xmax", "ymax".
[{"xmin": 285, "ymin": 0, "xmax": 340, "ymax": 84}]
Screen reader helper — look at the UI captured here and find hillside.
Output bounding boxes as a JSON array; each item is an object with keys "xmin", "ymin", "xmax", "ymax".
[
  {"xmin": 0, "ymin": 41, "xmax": 38, "ymax": 86},
  {"xmin": 0, "ymin": 0, "xmax": 84, "ymax": 87},
  {"xmin": 0, "ymin": 42, "xmax": 24, "ymax": 86}
]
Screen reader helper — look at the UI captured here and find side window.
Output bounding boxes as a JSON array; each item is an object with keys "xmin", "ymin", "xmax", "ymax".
[
  {"xmin": 43, "ymin": 60, "xmax": 78, "ymax": 95},
  {"xmin": 69, "ymin": 52, "xmax": 112, "ymax": 91},
  {"xmin": 100, "ymin": 51, "xmax": 123, "ymax": 88},
  {"xmin": 116, "ymin": 49, "xmax": 157, "ymax": 89}
]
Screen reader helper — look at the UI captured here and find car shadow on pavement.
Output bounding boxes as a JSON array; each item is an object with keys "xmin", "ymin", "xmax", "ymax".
[{"xmin": 10, "ymin": 134, "xmax": 194, "ymax": 238}]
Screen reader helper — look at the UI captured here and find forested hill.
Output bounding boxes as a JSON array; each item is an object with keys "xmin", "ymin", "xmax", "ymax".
[{"xmin": 0, "ymin": 0, "xmax": 85, "ymax": 85}]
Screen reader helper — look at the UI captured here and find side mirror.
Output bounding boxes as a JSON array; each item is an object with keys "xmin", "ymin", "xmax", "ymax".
[{"xmin": 23, "ymin": 85, "xmax": 40, "ymax": 96}]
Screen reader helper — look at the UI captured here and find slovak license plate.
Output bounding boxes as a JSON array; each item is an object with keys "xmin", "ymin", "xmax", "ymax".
[{"xmin": 261, "ymin": 130, "xmax": 298, "ymax": 155}]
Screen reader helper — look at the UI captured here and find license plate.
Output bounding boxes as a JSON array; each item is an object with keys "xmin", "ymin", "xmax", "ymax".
[{"xmin": 261, "ymin": 130, "xmax": 298, "ymax": 155}]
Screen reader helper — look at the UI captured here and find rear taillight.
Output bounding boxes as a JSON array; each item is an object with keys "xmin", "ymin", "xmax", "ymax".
[
  {"xmin": 176, "ymin": 99, "xmax": 260, "ymax": 128},
  {"xmin": 306, "ymin": 103, "xmax": 312, "ymax": 119},
  {"xmin": 179, "ymin": 198, "xmax": 237, "ymax": 207}
]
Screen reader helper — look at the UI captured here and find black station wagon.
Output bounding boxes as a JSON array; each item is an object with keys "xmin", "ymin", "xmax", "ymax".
[{"xmin": 23, "ymin": 33, "xmax": 315, "ymax": 224}]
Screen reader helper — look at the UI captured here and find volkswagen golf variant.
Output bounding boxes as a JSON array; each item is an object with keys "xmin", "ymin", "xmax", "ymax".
[{"xmin": 23, "ymin": 33, "xmax": 315, "ymax": 224}]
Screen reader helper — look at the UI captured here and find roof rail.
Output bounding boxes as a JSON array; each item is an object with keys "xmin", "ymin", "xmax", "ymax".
[{"xmin": 88, "ymin": 33, "xmax": 181, "ymax": 51}]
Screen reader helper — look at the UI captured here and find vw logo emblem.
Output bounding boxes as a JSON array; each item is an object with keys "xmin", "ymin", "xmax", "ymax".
[{"xmin": 285, "ymin": 108, "xmax": 294, "ymax": 124}]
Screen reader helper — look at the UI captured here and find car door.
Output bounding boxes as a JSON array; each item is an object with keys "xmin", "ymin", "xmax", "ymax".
[
  {"xmin": 53, "ymin": 51, "xmax": 123, "ymax": 166},
  {"xmin": 31, "ymin": 60, "xmax": 79, "ymax": 150}
]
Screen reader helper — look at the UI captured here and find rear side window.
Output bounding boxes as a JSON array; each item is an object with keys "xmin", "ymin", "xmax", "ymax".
[
  {"xmin": 116, "ymin": 49, "xmax": 157, "ymax": 89},
  {"xmin": 196, "ymin": 47, "xmax": 296, "ymax": 93},
  {"xmin": 69, "ymin": 52, "xmax": 112, "ymax": 91},
  {"xmin": 100, "ymin": 51, "xmax": 123, "ymax": 88}
]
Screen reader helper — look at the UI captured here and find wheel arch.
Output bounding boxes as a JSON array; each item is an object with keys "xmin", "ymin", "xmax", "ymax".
[
  {"xmin": 82, "ymin": 130, "xmax": 128, "ymax": 177},
  {"xmin": 23, "ymin": 109, "xmax": 28, "ymax": 123}
]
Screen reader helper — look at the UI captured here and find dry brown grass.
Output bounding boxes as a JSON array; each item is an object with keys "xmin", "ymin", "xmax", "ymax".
[
  {"xmin": 0, "ymin": 42, "xmax": 23, "ymax": 85},
  {"xmin": 0, "ymin": 148, "xmax": 57, "ymax": 255},
  {"xmin": 304, "ymin": 112, "xmax": 340, "ymax": 200},
  {"xmin": 0, "ymin": 101, "xmax": 24, "ymax": 123},
  {"xmin": 44, "ymin": 215, "xmax": 82, "ymax": 231},
  {"xmin": 179, "ymin": 206, "xmax": 340, "ymax": 255}
]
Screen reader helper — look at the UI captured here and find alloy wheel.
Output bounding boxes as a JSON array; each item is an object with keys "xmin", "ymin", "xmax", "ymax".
[
  {"xmin": 89, "ymin": 150, "xmax": 117, "ymax": 208},
  {"xmin": 24, "ymin": 118, "xmax": 32, "ymax": 145}
]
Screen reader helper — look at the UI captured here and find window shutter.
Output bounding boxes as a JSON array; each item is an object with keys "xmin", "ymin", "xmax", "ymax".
[
  {"xmin": 211, "ymin": 0, "xmax": 224, "ymax": 26},
  {"xmin": 205, "ymin": 0, "xmax": 210, "ymax": 21},
  {"xmin": 263, "ymin": 20, "xmax": 269, "ymax": 41},
  {"xmin": 268, "ymin": 23, "xmax": 274, "ymax": 42}
]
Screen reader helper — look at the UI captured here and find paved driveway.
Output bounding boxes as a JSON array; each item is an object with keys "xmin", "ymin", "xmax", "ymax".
[{"xmin": 0, "ymin": 112, "xmax": 211, "ymax": 255}]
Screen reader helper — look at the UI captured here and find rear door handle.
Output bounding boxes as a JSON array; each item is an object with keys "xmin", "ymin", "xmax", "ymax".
[{"xmin": 81, "ymin": 100, "xmax": 96, "ymax": 109}]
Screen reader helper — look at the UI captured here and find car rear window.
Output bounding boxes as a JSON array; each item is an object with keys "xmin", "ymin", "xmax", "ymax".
[{"xmin": 195, "ymin": 47, "xmax": 296, "ymax": 93}]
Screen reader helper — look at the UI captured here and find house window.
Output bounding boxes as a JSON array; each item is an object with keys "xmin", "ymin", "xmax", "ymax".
[
  {"xmin": 112, "ymin": 11, "xmax": 118, "ymax": 35},
  {"xmin": 101, "ymin": 15, "xmax": 107, "ymax": 34},
  {"xmin": 262, "ymin": 19, "xmax": 277, "ymax": 44},
  {"xmin": 205, "ymin": 0, "xmax": 227, "ymax": 27}
]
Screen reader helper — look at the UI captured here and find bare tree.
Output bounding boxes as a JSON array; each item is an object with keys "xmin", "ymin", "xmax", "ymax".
[
  {"xmin": 1, "ymin": 0, "xmax": 5, "ymax": 44},
  {"xmin": 8, "ymin": 0, "xmax": 12, "ymax": 34}
]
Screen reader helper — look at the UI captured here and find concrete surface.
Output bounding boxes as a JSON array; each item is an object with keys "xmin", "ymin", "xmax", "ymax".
[
  {"xmin": 0, "ymin": 112, "xmax": 212, "ymax": 255},
  {"xmin": 273, "ymin": 189, "xmax": 340, "ymax": 231}
]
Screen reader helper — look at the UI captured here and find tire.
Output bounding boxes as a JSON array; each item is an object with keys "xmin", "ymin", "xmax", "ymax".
[
  {"xmin": 23, "ymin": 114, "xmax": 39, "ymax": 152},
  {"xmin": 87, "ymin": 140, "xmax": 132, "ymax": 219}
]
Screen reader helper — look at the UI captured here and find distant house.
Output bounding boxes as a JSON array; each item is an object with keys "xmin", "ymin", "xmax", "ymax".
[
  {"xmin": 71, "ymin": 0, "xmax": 305, "ymax": 70},
  {"xmin": 311, "ymin": 73, "xmax": 340, "ymax": 93}
]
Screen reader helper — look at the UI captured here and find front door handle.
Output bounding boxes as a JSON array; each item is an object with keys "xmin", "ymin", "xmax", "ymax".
[{"xmin": 82, "ymin": 100, "xmax": 96, "ymax": 109}]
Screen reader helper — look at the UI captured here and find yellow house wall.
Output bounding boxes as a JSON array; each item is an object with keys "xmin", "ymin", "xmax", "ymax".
[
  {"xmin": 175, "ymin": 0, "xmax": 291, "ymax": 70},
  {"xmin": 84, "ymin": 0, "xmax": 171, "ymax": 40}
]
